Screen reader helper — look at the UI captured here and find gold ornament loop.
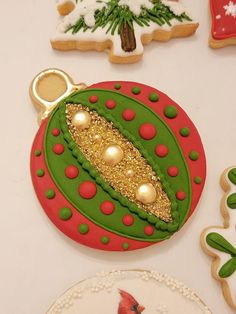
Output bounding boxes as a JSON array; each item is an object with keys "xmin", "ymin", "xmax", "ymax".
[{"xmin": 29, "ymin": 68, "xmax": 87, "ymax": 124}]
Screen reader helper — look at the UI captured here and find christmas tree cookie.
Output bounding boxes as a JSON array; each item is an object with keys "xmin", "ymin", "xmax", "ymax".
[
  {"xmin": 51, "ymin": 0, "xmax": 199, "ymax": 63},
  {"xmin": 209, "ymin": 0, "xmax": 236, "ymax": 48},
  {"xmin": 201, "ymin": 167, "xmax": 236, "ymax": 310},
  {"xmin": 30, "ymin": 68, "xmax": 206, "ymax": 251}
]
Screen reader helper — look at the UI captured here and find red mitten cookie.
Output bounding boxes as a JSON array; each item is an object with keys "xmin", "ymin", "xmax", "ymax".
[{"xmin": 30, "ymin": 69, "xmax": 206, "ymax": 251}]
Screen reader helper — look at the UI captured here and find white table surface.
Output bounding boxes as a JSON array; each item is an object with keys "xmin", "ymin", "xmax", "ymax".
[{"xmin": 1, "ymin": 1, "xmax": 236, "ymax": 313}]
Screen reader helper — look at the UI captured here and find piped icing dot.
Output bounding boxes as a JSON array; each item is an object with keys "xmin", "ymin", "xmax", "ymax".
[
  {"xmin": 122, "ymin": 214, "xmax": 134, "ymax": 226},
  {"xmin": 53, "ymin": 143, "xmax": 64, "ymax": 155},
  {"xmin": 78, "ymin": 223, "xmax": 89, "ymax": 234},
  {"xmin": 194, "ymin": 176, "xmax": 202, "ymax": 184},
  {"xmin": 79, "ymin": 181, "xmax": 97, "ymax": 199},
  {"xmin": 52, "ymin": 128, "xmax": 60, "ymax": 136},
  {"xmin": 34, "ymin": 149, "xmax": 41, "ymax": 157},
  {"xmin": 100, "ymin": 201, "xmax": 115, "ymax": 215},
  {"xmin": 36, "ymin": 169, "xmax": 45, "ymax": 177},
  {"xmin": 144, "ymin": 225, "xmax": 154, "ymax": 236},
  {"xmin": 139, "ymin": 123, "xmax": 157, "ymax": 140},
  {"xmin": 46, "ymin": 189, "xmax": 55, "ymax": 199},
  {"xmin": 149, "ymin": 92, "xmax": 159, "ymax": 102},
  {"xmin": 122, "ymin": 109, "xmax": 136, "ymax": 121},
  {"xmin": 101, "ymin": 236, "xmax": 110, "ymax": 244},
  {"xmin": 59, "ymin": 207, "xmax": 73, "ymax": 220},
  {"xmin": 228, "ymin": 168, "xmax": 236, "ymax": 185},
  {"xmin": 132, "ymin": 86, "xmax": 141, "ymax": 95},
  {"xmin": 167, "ymin": 166, "xmax": 179, "ymax": 177},
  {"xmin": 65, "ymin": 165, "xmax": 79, "ymax": 179},
  {"xmin": 89, "ymin": 95, "xmax": 98, "ymax": 103},
  {"xmin": 106, "ymin": 99, "xmax": 116, "ymax": 109},
  {"xmin": 179, "ymin": 127, "xmax": 190, "ymax": 137},
  {"xmin": 155, "ymin": 144, "xmax": 168, "ymax": 157},
  {"xmin": 114, "ymin": 83, "xmax": 121, "ymax": 90},
  {"xmin": 227, "ymin": 193, "xmax": 236, "ymax": 209},
  {"xmin": 189, "ymin": 151, "xmax": 199, "ymax": 161},
  {"xmin": 122, "ymin": 242, "xmax": 129, "ymax": 250},
  {"xmin": 164, "ymin": 105, "xmax": 178, "ymax": 119},
  {"xmin": 176, "ymin": 191, "xmax": 186, "ymax": 200}
]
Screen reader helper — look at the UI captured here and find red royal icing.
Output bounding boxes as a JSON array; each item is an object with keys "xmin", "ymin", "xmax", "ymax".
[
  {"xmin": 52, "ymin": 128, "xmax": 60, "ymax": 136},
  {"xmin": 89, "ymin": 95, "xmax": 99, "ymax": 103},
  {"xmin": 155, "ymin": 144, "xmax": 169, "ymax": 157},
  {"xmin": 122, "ymin": 109, "xmax": 136, "ymax": 121},
  {"xmin": 65, "ymin": 165, "xmax": 79, "ymax": 179},
  {"xmin": 210, "ymin": 0, "xmax": 236, "ymax": 39},
  {"xmin": 167, "ymin": 166, "xmax": 179, "ymax": 177},
  {"xmin": 79, "ymin": 181, "xmax": 97, "ymax": 199},
  {"xmin": 53, "ymin": 143, "xmax": 64, "ymax": 155},
  {"xmin": 100, "ymin": 200, "xmax": 115, "ymax": 215},
  {"xmin": 106, "ymin": 99, "xmax": 116, "ymax": 109},
  {"xmin": 139, "ymin": 123, "xmax": 157, "ymax": 140},
  {"xmin": 144, "ymin": 225, "xmax": 154, "ymax": 236},
  {"xmin": 122, "ymin": 215, "xmax": 134, "ymax": 226}
]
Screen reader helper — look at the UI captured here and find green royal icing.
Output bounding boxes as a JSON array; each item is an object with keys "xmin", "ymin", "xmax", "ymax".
[
  {"xmin": 46, "ymin": 189, "xmax": 56, "ymax": 199},
  {"xmin": 59, "ymin": 207, "xmax": 73, "ymax": 220},
  {"xmin": 194, "ymin": 176, "xmax": 202, "ymax": 184},
  {"xmin": 132, "ymin": 87, "xmax": 141, "ymax": 95},
  {"xmin": 114, "ymin": 83, "xmax": 121, "ymax": 90},
  {"xmin": 34, "ymin": 149, "xmax": 42, "ymax": 157},
  {"xmin": 179, "ymin": 127, "xmax": 190, "ymax": 137},
  {"xmin": 149, "ymin": 93, "xmax": 159, "ymax": 102},
  {"xmin": 101, "ymin": 236, "xmax": 110, "ymax": 244},
  {"xmin": 36, "ymin": 169, "xmax": 45, "ymax": 177},
  {"xmin": 189, "ymin": 151, "xmax": 199, "ymax": 161},
  {"xmin": 227, "ymin": 193, "xmax": 236, "ymax": 209},
  {"xmin": 44, "ymin": 88, "xmax": 192, "ymax": 242},
  {"xmin": 78, "ymin": 223, "xmax": 89, "ymax": 234},
  {"xmin": 206, "ymin": 232, "xmax": 236, "ymax": 278},
  {"xmin": 164, "ymin": 105, "xmax": 178, "ymax": 119},
  {"xmin": 228, "ymin": 168, "xmax": 236, "ymax": 185}
]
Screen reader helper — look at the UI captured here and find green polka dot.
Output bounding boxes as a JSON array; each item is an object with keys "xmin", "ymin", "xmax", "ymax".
[
  {"xmin": 149, "ymin": 93, "xmax": 159, "ymax": 102},
  {"xmin": 59, "ymin": 207, "xmax": 72, "ymax": 220},
  {"xmin": 114, "ymin": 83, "xmax": 121, "ymax": 90},
  {"xmin": 34, "ymin": 149, "xmax": 41, "ymax": 157},
  {"xmin": 164, "ymin": 105, "xmax": 178, "ymax": 119},
  {"xmin": 228, "ymin": 168, "xmax": 236, "ymax": 185},
  {"xmin": 194, "ymin": 176, "xmax": 202, "ymax": 184},
  {"xmin": 101, "ymin": 236, "xmax": 110, "ymax": 244},
  {"xmin": 78, "ymin": 223, "xmax": 89, "ymax": 234},
  {"xmin": 179, "ymin": 127, "xmax": 190, "ymax": 137},
  {"xmin": 46, "ymin": 189, "xmax": 55, "ymax": 199},
  {"xmin": 189, "ymin": 151, "xmax": 199, "ymax": 161},
  {"xmin": 132, "ymin": 87, "xmax": 141, "ymax": 95},
  {"xmin": 227, "ymin": 193, "xmax": 236, "ymax": 209},
  {"xmin": 122, "ymin": 242, "xmax": 129, "ymax": 250},
  {"xmin": 36, "ymin": 169, "xmax": 45, "ymax": 177}
]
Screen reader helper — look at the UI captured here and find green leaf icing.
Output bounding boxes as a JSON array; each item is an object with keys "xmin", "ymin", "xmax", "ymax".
[
  {"xmin": 66, "ymin": 0, "xmax": 192, "ymax": 35},
  {"xmin": 206, "ymin": 232, "xmax": 236, "ymax": 256},
  {"xmin": 227, "ymin": 193, "xmax": 236, "ymax": 209},
  {"xmin": 219, "ymin": 257, "xmax": 236, "ymax": 278},
  {"xmin": 228, "ymin": 168, "xmax": 236, "ymax": 185}
]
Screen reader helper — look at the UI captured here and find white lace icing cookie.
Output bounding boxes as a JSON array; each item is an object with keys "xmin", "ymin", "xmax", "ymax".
[
  {"xmin": 51, "ymin": 0, "xmax": 199, "ymax": 63},
  {"xmin": 46, "ymin": 270, "xmax": 211, "ymax": 313},
  {"xmin": 201, "ymin": 166, "xmax": 236, "ymax": 310}
]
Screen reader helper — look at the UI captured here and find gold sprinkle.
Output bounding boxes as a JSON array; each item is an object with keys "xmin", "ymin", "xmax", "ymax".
[{"xmin": 66, "ymin": 104, "xmax": 172, "ymax": 222}]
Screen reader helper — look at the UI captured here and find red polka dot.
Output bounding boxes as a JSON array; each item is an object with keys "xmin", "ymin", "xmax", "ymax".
[
  {"xmin": 139, "ymin": 123, "xmax": 157, "ymax": 140},
  {"xmin": 176, "ymin": 191, "xmax": 186, "ymax": 200},
  {"xmin": 155, "ymin": 145, "xmax": 169, "ymax": 157},
  {"xmin": 53, "ymin": 143, "xmax": 64, "ymax": 155},
  {"xmin": 106, "ymin": 99, "xmax": 116, "ymax": 109},
  {"xmin": 100, "ymin": 201, "xmax": 115, "ymax": 215},
  {"xmin": 122, "ymin": 215, "xmax": 134, "ymax": 226},
  {"xmin": 52, "ymin": 128, "xmax": 60, "ymax": 136},
  {"xmin": 144, "ymin": 225, "xmax": 154, "ymax": 236},
  {"xmin": 89, "ymin": 95, "xmax": 98, "ymax": 103},
  {"xmin": 167, "ymin": 166, "xmax": 179, "ymax": 177},
  {"xmin": 79, "ymin": 181, "xmax": 97, "ymax": 199},
  {"xmin": 65, "ymin": 165, "xmax": 79, "ymax": 179},
  {"xmin": 122, "ymin": 109, "xmax": 136, "ymax": 121}
]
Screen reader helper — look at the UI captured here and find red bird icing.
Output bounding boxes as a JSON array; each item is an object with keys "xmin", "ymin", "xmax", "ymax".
[{"xmin": 118, "ymin": 290, "xmax": 145, "ymax": 314}]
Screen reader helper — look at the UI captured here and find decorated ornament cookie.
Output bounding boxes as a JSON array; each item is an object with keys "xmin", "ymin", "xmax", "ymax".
[
  {"xmin": 209, "ymin": 0, "xmax": 236, "ymax": 48},
  {"xmin": 30, "ymin": 68, "xmax": 206, "ymax": 251},
  {"xmin": 201, "ymin": 167, "xmax": 236, "ymax": 310},
  {"xmin": 51, "ymin": 0, "xmax": 199, "ymax": 63},
  {"xmin": 46, "ymin": 270, "xmax": 211, "ymax": 314}
]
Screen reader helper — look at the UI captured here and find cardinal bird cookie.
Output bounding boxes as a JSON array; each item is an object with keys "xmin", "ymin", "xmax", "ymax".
[
  {"xmin": 51, "ymin": 0, "xmax": 199, "ymax": 63},
  {"xmin": 46, "ymin": 270, "xmax": 212, "ymax": 313},
  {"xmin": 201, "ymin": 167, "xmax": 236, "ymax": 310},
  {"xmin": 209, "ymin": 0, "xmax": 236, "ymax": 48},
  {"xmin": 30, "ymin": 69, "xmax": 206, "ymax": 251}
]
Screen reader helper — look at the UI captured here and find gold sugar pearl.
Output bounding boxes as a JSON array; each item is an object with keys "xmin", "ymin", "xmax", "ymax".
[
  {"xmin": 102, "ymin": 145, "xmax": 124, "ymax": 166},
  {"xmin": 72, "ymin": 110, "xmax": 91, "ymax": 130},
  {"xmin": 126, "ymin": 169, "xmax": 135, "ymax": 178},
  {"xmin": 135, "ymin": 183, "xmax": 157, "ymax": 205}
]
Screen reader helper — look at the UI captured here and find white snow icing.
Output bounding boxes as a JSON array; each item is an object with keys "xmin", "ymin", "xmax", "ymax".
[
  {"xmin": 118, "ymin": 0, "xmax": 153, "ymax": 16},
  {"xmin": 224, "ymin": 1, "xmax": 236, "ymax": 18},
  {"xmin": 161, "ymin": 0, "xmax": 187, "ymax": 16},
  {"xmin": 58, "ymin": 0, "xmax": 110, "ymax": 31}
]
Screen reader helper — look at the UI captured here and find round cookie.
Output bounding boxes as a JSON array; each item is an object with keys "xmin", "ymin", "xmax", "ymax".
[{"xmin": 30, "ymin": 69, "xmax": 206, "ymax": 251}]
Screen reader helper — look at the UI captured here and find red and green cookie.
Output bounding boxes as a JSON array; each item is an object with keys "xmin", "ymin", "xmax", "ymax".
[{"xmin": 31, "ymin": 81, "xmax": 206, "ymax": 251}]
